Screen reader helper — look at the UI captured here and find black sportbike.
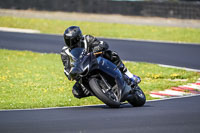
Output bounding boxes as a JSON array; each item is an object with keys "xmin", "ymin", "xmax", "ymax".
[{"xmin": 68, "ymin": 48, "xmax": 146, "ymax": 108}]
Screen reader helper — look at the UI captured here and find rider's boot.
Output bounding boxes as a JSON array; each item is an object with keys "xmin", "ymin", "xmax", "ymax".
[
  {"xmin": 118, "ymin": 63, "xmax": 141, "ymax": 87},
  {"xmin": 125, "ymin": 69, "xmax": 141, "ymax": 86}
]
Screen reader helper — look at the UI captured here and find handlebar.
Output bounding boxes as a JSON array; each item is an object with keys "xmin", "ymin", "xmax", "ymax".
[{"xmin": 94, "ymin": 52, "xmax": 103, "ymax": 55}]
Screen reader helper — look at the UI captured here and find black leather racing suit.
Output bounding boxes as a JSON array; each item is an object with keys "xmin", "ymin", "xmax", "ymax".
[{"xmin": 61, "ymin": 35, "xmax": 124, "ymax": 98}]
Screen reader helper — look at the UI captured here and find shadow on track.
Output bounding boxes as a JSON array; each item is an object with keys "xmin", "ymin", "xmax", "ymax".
[{"xmin": 76, "ymin": 103, "xmax": 152, "ymax": 110}]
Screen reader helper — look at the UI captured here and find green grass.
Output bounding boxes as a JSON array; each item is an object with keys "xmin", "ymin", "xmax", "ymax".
[
  {"xmin": 0, "ymin": 49, "xmax": 199, "ymax": 109},
  {"xmin": 0, "ymin": 16, "xmax": 200, "ymax": 43}
]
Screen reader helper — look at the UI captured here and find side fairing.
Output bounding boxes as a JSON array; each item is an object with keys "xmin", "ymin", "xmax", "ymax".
[
  {"xmin": 96, "ymin": 57, "xmax": 132, "ymax": 101},
  {"xmin": 96, "ymin": 57, "xmax": 121, "ymax": 78},
  {"xmin": 96, "ymin": 57, "xmax": 124, "ymax": 89}
]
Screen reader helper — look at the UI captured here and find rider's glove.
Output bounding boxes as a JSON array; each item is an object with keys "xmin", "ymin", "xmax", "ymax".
[{"xmin": 93, "ymin": 41, "xmax": 109, "ymax": 52}]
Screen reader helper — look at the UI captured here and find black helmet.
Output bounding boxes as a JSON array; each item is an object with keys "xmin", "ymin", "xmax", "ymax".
[{"xmin": 64, "ymin": 26, "xmax": 83, "ymax": 49}]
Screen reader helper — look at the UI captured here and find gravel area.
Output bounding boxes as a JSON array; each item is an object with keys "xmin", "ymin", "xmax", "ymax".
[{"xmin": 1, "ymin": 9, "xmax": 200, "ymax": 28}]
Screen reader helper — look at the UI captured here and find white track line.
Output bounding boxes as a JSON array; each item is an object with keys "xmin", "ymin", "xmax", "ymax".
[
  {"xmin": 0, "ymin": 27, "xmax": 40, "ymax": 33},
  {"xmin": 158, "ymin": 64, "xmax": 200, "ymax": 72},
  {"xmin": 148, "ymin": 94, "xmax": 200, "ymax": 102}
]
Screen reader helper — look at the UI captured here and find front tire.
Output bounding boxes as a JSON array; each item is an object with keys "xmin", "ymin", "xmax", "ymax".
[
  {"xmin": 127, "ymin": 86, "xmax": 146, "ymax": 107},
  {"xmin": 89, "ymin": 78, "xmax": 121, "ymax": 108}
]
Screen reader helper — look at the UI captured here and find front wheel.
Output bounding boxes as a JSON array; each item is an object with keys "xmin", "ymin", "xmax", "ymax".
[
  {"xmin": 89, "ymin": 78, "xmax": 121, "ymax": 108},
  {"xmin": 127, "ymin": 86, "xmax": 146, "ymax": 107}
]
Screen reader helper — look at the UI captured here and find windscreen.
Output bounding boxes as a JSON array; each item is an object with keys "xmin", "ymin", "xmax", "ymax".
[{"xmin": 69, "ymin": 48, "xmax": 85, "ymax": 61}]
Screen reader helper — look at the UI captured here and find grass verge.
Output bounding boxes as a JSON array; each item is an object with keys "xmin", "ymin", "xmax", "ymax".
[
  {"xmin": 0, "ymin": 49, "xmax": 199, "ymax": 109},
  {"xmin": 0, "ymin": 16, "xmax": 200, "ymax": 43}
]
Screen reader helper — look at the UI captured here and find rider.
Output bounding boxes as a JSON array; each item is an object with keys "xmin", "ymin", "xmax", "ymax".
[{"xmin": 61, "ymin": 26, "xmax": 140, "ymax": 98}]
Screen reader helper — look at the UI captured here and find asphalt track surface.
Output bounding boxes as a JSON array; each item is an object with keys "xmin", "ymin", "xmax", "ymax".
[
  {"xmin": 0, "ymin": 31, "xmax": 200, "ymax": 69},
  {"xmin": 1, "ymin": 96, "xmax": 200, "ymax": 133},
  {"xmin": 0, "ymin": 31, "xmax": 200, "ymax": 133}
]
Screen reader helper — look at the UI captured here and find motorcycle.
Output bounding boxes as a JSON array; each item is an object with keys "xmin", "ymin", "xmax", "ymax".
[{"xmin": 68, "ymin": 47, "xmax": 146, "ymax": 108}]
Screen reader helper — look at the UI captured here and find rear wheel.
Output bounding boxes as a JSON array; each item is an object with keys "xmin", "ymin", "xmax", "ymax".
[
  {"xmin": 89, "ymin": 78, "xmax": 121, "ymax": 108},
  {"xmin": 127, "ymin": 86, "xmax": 146, "ymax": 107}
]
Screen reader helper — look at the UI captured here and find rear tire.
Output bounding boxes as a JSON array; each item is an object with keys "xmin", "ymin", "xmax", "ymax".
[
  {"xmin": 127, "ymin": 86, "xmax": 146, "ymax": 107},
  {"xmin": 89, "ymin": 78, "xmax": 121, "ymax": 108}
]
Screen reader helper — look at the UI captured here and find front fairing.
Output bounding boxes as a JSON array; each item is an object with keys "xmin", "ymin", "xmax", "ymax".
[
  {"xmin": 69, "ymin": 48, "xmax": 89, "ymax": 79},
  {"xmin": 69, "ymin": 48, "xmax": 98, "ymax": 79}
]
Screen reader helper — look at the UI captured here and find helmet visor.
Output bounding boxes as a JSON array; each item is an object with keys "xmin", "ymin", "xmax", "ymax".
[
  {"xmin": 64, "ymin": 37, "xmax": 72, "ymax": 48},
  {"xmin": 65, "ymin": 36, "xmax": 79, "ymax": 49}
]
